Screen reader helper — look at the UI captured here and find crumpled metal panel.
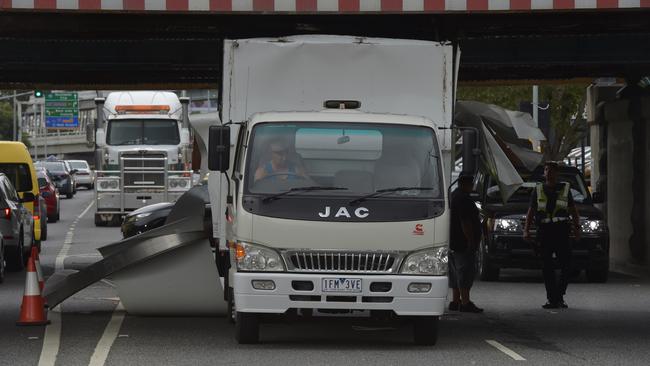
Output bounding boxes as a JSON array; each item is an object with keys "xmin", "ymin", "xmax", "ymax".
[{"xmin": 44, "ymin": 186, "xmax": 227, "ymax": 315}]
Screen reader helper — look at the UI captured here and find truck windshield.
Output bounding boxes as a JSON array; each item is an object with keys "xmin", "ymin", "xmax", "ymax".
[
  {"xmin": 486, "ymin": 171, "xmax": 590, "ymax": 203},
  {"xmin": 245, "ymin": 122, "xmax": 443, "ymax": 199},
  {"xmin": 107, "ymin": 119, "xmax": 180, "ymax": 145}
]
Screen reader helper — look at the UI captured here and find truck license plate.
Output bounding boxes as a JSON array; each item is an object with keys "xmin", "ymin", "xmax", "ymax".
[{"xmin": 322, "ymin": 278, "xmax": 362, "ymax": 293}]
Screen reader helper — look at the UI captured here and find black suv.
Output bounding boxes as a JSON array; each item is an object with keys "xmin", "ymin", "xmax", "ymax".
[{"xmin": 474, "ymin": 165, "xmax": 609, "ymax": 283}]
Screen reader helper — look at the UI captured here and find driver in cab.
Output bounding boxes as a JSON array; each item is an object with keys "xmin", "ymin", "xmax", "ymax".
[{"xmin": 254, "ymin": 140, "xmax": 307, "ymax": 182}]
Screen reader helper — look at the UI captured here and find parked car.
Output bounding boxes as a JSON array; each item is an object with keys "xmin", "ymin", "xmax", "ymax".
[
  {"xmin": 35, "ymin": 160, "xmax": 77, "ymax": 199},
  {"xmin": 37, "ymin": 168, "xmax": 60, "ymax": 222},
  {"xmin": 0, "ymin": 141, "xmax": 41, "ymax": 250},
  {"xmin": 474, "ymin": 165, "xmax": 609, "ymax": 283},
  {"xmin": 0, "ymin": 173, "xmax": 35, "ymax": 271},
  {"xmin": 64, "ymin": 160, "xmax": 79, "ymax": 194},
  {"xmin": 66, "ymin": 160, "xmax": 94, "ymax": 189},
  {"xmin": 121, "ymin": 184, "xmax": 212, "ymax": 239},
  {"xmin": 121, "ymin": 202, "xmax": 174, "ymax": 238}
]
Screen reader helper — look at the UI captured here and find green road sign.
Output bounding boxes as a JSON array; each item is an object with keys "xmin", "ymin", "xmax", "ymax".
[{"xmin": 45, "ymin": 92, "xmax": 79, "ymax": 129}]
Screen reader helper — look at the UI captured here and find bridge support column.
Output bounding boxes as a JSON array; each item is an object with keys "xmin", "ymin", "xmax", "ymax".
[{"xmin": 598, "ymin": 83, "xmax": 650, "ymax": 276}]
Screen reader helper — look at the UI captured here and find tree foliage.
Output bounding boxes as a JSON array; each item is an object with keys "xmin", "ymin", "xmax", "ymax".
[{"xmin": 457, "ymin": 84, "xmax": 588, "ymax": 161}]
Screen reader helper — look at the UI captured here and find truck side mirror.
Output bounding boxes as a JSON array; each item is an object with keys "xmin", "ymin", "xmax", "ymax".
[
  {"xmin": 592, "ymin": 191, "xmax": 604, "ymax": 204},
  {"xmin": 209, "ymin": 125, "xmax": 231, "ymax": 172}
]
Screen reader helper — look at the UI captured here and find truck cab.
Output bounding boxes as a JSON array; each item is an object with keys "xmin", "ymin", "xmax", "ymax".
[{"xmin": 211, "ymin": 106, "xmax": 450, "ymax": 345}]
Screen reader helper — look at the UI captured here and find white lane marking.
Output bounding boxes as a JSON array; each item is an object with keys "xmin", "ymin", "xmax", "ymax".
[
  {"xmin": 38, "ymin": 309, "xmax": 61, "ymax": 366},
  {"xmin": 38, "ymin": 200, "xmax": 94, "ymax": 366},
  {"xmin": 486, "ymin": 340, "xmax": 527, "ymax": 361},
  {"xmin": 88, "ymin": 302, "xmax": 126, "ymax": 366}
]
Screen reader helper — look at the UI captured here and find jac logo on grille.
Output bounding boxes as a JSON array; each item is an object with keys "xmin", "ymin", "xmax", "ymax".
[{"xmin": 318, "ymin": 206, "xmax": 369, "ymax": 219}]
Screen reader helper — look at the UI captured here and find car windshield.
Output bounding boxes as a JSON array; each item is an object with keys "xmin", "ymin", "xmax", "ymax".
[
  {"xmin": 486, "ymin": 171, "xmax": 590, "ymax": 203},
  {"xmin": 107, "ymin": 119, "xmax": 180, "ymax": 145},
  {"xmin": 68, "ymin": 161, "xmax": 89, "ymax": 169},
  {"xmin": 0, "ymin": 163, "xmax": 33, "ymax": 192},
  {"xmin": 36, "ymin": 162, "xmax": 66, "ymax": 173},
  {"xmin": 245, "ymin": 122, "xmax": 443, "ymax": 199}
]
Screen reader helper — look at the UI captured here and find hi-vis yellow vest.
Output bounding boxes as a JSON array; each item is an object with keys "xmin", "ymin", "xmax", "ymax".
[{"xmin": 536, "ymin": 182, "xmax": 570, "ymax": 219}]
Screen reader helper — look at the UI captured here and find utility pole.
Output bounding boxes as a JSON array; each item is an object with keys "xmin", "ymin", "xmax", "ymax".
[
  {"xmin": 12, "ymin": 90, "xmax": 17, "ymax": 141},
  {"xmin": 42, "ymin": 102, "xmax": 47, "ymax": 158},
  {"xmin": 532, "ymin": 85, "xmax": 540, "ymax": 152}
]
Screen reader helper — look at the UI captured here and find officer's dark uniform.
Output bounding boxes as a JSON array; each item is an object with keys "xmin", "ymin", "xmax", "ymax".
[{"xmin": 529, "ymin": 182, "xmax": 575, "ymax": 305}]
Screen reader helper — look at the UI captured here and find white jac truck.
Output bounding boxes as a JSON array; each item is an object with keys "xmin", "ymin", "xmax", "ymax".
[
  {"xmin": 203, "ymin": 36, "xmax": 458, "ymax": 345},
  {"xmin": 92, "ymin": 91, "xmax": 193, "ymax": 226}
]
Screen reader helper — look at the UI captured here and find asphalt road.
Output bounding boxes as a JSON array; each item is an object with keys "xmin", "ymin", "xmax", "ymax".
[{"xmin": 1, "ymin": 190, "xmax": 649, "ymax": 366}]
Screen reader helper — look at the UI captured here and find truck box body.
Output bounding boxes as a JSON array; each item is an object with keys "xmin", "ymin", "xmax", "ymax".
[
  {"xmin": 211, "ymin": 36, "xmax": 457, "ymax": 344},
  {"xmin": 222, "ymin": 35, "xmax": 455, "ymax": 158}
]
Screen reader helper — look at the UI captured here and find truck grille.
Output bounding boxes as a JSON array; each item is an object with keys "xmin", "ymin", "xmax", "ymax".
[
  {"xmin": 120, "ymin": 153, "xmax": 166, "ymax": 188},
  {"xmin": 283, "ymin": 251, "xmax": 401, "ymax": 274}
]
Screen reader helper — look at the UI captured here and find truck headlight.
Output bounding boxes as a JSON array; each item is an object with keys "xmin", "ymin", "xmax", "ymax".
[
  {"xmin": 494, "ymin": 218, "xmax": 521, "ymax": 233},
  {"xmin": 168, "ymin": 177, "xmax": 190, "ymax": 191},
  {"xmin": 400, "ymin": 246, "xmax": 448, "ymax": 276},
  {"xmin": 581, "ymin": 220, "xmax": 606, "ymax": 233},
  {"xmin": 233, "ymin": 242, "xmax": 285, "ymax": 272},
  {"xmin": 97, "ymin": 178, "xmax": 119, "ymax": 191}
]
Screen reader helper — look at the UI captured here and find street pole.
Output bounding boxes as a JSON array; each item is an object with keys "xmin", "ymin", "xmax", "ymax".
[
  {"xmin": 12, "ymin": 90, "xmax": 17, "ymax": 141},
  {"xmin": 42, "ymin": 102, "xmax": 47, "ymax": 158},
  {"xmin": 532, "ymin": 85, "xmax": 539, "ymax": 151}
]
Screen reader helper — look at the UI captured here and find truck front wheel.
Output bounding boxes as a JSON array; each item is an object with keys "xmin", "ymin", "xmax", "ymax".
[
  {"xmin": 413, "ymin": 316, "xmax": 439, "ymax": 346},
  {"xmin": 235, "ymin": 313, "xmax": 259, "ymax": 344}
]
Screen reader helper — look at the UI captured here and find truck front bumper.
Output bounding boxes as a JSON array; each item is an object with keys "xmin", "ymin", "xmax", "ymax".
[
  {"xmin": 234, "ymin": 272, "xmax": 447, "ymax": 316},
  {"xmin": 96, "ymin": 191, "xmax": 185, "ymax": 213}
]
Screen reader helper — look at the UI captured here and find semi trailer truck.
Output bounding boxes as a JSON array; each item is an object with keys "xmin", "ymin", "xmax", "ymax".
[{"xmin": 92, "ymin": 91, "xmax": 193, "ymax": 226}]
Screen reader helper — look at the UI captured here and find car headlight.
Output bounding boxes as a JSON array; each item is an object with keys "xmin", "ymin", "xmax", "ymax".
[
  {"xmin": 494, "ymin": 218, "xmax": 521, "ymax": 233},
  {"xmin": 135, "ymin": 212, "xmax": 152, "ymax": 219},
  {"xmin": 400, "ymin": 246, "xmax": 448, "ymax": 276},
  {"xmin": 581, "ymin": 219, "xmax": 606, "ymax": 233},
  {"xmin": 232, "ymin": 242, "xmax": 285, "ymax": 272}
]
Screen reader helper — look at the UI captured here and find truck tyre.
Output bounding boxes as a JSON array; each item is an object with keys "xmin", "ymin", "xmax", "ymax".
[
  {"xmin": 413, "ymin": 316, "xmax": 438, "ymax": 346},
  {"xmin": 6, "ymin": 233, "xmax": 25, "ymax": 272},
  {"xmin": 478, "ymin": 245, "xmax": 500, "ymax": 281},
  {"xmin": 94, "ymin": 214, "xmax": 107, "ymax": 227},
  {"xmin": 586, "ymin": 268, "xmax": 608, "ymax": 283},
  {"xmin": 235, "ymin": 313, "xmax": 260, "ymax": 344},
  {"xmin": 66, "ymin": 192, "xmax": 73, "ymax": 199},
  {"xmin": 0, "ymin": 240, "xmax": 6, "ymax": 283},
  {"xmin": 41, "ymin": 222, "xmax": 48, "ymax": 241}
]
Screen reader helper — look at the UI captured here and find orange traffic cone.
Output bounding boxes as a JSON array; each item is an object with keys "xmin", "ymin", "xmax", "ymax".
[
  {"xmin": 31, "ymin": 247, "xmax": 45, "ymax": 292},
  {"xmin": 16, "ymin": 256, "xmax": 50, "ymax": 326}
]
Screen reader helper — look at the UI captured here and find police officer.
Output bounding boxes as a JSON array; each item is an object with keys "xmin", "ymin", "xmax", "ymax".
[{"xmin": 524, "ymin": 161, "xmax": 581, "ymax": 309}]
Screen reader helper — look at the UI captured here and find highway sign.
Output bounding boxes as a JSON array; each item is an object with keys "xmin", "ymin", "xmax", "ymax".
[{"xmin": 45, "ymin": 92, "xmax": 79, "ymax": 128}]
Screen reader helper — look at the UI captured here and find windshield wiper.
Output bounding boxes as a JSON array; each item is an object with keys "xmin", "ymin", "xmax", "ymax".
[
  {"xmin": 349, "ymin": 187, "xmax": 434, "ymax": 206},
  {"xmin": 262, "ymin": 186, "xmax": 348, "ymax": 203}
]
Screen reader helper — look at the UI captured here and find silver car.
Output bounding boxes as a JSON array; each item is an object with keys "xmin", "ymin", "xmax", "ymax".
[
  {"xmin": 0, "ymin": 173, "xmax": 34, "ymax": 271},
  {"xmin": 67, "ymin": 160, "xmax": 94, "ymax": 189}
]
